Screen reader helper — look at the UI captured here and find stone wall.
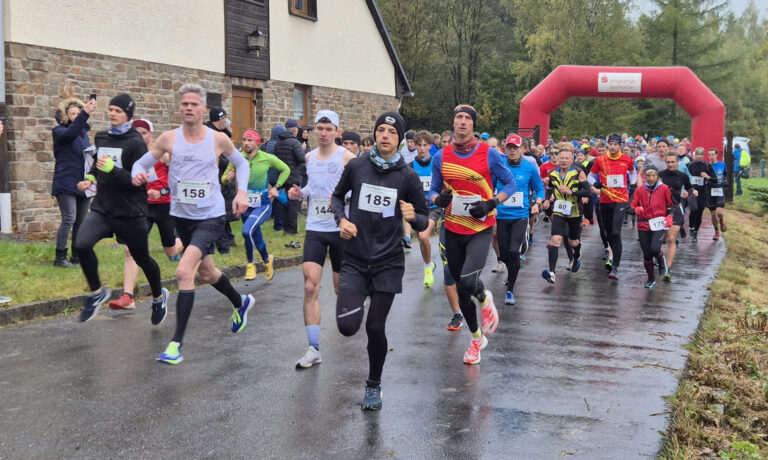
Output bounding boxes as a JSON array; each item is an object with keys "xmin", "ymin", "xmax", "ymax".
[{"xmin": 5, "ymin": 42, "xmax": 400, "ymax": 237}]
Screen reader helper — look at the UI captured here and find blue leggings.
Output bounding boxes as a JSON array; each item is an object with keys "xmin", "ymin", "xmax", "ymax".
[{"xmin": 242, "ymin": 204, "xmax": 272, "ymax": 263}]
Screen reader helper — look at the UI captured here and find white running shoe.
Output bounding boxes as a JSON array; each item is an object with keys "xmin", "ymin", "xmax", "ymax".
[
  {"xmin": 491, "ymin": 261, "xmax": 505, "ymax": 273},
  {"xmin": 296, "ymin": 346, "xmax": 322, "ymax": 369}
]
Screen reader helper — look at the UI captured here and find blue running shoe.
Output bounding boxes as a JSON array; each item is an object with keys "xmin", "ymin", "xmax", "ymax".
[
  {"xmin": 157, "ymin": 341, "xmax": 183, "ymax": 364},
  {"xmin": 542, "ymin": 270, "xmax": 556, "ymax": 284},
  {"xmin": 519, "ymin": 253, "xmax": 526, "ymax": 261},
  {"xmin": 644, "ymin": 277, "xmax": 656, "ymax": 289},
  {"xmin": 361, "ymin": 381, "xmax": 382, "ymax": 410},
  {"xmin": 151, "ymin": 287, "xmax": 169, "ymax": 326},
  {"xmin": 79, "ymin": 286, "xmax": 111, "ymax": 322},
  {"xmin": 571, "ymin": 257, "xmax": 581, "ymax": 273},
  {"xmin": 505, "ymin": 291, "xmax": 515, "ymax": 305},
  {"xmin": 231, "ymin": 294, "xmax": 255, "ymax": 333},
  {"xmin": 168, "ymin": 254, "xmax": 181, "ymax": 262}
]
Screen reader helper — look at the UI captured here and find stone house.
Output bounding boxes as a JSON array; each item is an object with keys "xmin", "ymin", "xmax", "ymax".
[{"xmin": 1, "ymin": 0, "xmax": 410, "ymax": 236}]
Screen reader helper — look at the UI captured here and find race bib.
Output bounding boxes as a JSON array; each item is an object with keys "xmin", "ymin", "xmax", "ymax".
[
  {"xmin": 710, "ymin": 186, "xmax": 724, "ymax": 197},
  {"xmin": 502, "ymin": 192, "xmax": 524, "ymax": 208},
  {"xmin": 606, "ymin": 174, "xmax": 624, "ymax": 188},
  {"xmin": 85, "ymin": 183, "xmax": 97, "ymax": 198},
  {"xmin": 691, "ymin": 176, "xmax": 704, "ymax": 186},
  {"xmin": 554, "ymin": 200, "xmax": 572, "ymax": 216},
  {"xmin": 311, "ymin": 198, "xmax": 333, "ymax": 220},
  {"xmin": 98, "ymin": 147, "xmax": 123, "ymax": 168},
  {"xmin": 358, "ymin": 183, "xmax": 397, "ymax": 215},
  {"xmin": 177, "ymin": 180, "xmax": 211, "ymax": 206},
  {"xmin": 648, "ymin": 216, "xmax": 666, "ymax": 231},
  {"xmin": 419, "ymin": 176, "xmax": 431, "ymax": 192},
  {"xmin": 246, "ymin": 189, "xmax": 263, "ymax": 207},
  {"xmin": 451, "ymin": 194, "xmax": 481, "ymax": 217}
]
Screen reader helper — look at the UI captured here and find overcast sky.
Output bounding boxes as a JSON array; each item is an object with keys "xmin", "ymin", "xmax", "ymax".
[{"xmin": 632, "ymin": 0, "xmax": 764, "ymax": 19}]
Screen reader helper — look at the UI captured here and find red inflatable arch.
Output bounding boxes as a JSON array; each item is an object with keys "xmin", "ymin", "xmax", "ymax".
[{"xmin": 518, "ymin": 65, "xmax": 725, "ymax": 156}]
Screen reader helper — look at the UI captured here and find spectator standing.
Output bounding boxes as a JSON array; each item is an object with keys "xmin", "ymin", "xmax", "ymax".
[
  {"xmin": 205, "ymin": 107, "xmax": 237, "ymax": 254},
  {"xmin": 273, "ymin": 120, "xmax": 306, "ymax": 236}
]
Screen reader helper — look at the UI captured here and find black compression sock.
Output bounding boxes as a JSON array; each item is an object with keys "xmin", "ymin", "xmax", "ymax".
[
  {"xmin": 211, "ymin": 273, "xmax": 242, "ymax": 309},
  {"xmin": 573, "ymin": 244, "xmax": 581, "ymax": 261},
  {"xmin": 548, "ymin": 245, "xmax": 559, "ymax": 272},
  {"xmin": 172, "ymin": 290, "xmax": 195, "ymax": 345}
]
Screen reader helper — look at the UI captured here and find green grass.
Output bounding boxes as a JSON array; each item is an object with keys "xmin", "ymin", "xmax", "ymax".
[
  {"xmin": 0, "ymin": 216, "xmax": 306, "ymax": 307},
  {"xmin": 733, "ymin": 177, "xmax": 768, "ymax": 216}
]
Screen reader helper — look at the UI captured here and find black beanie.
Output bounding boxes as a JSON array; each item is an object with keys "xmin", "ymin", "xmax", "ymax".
[
  {"xmin": 210, "ymin": 107, "xmax": 227, "ymax": 122},
  {"xmin": 109, "ymin": 94, "xmax": 135, "ymax": 120},
  {"xmin": 341, "ymin": 131, "xmax": 361, "ymax": 146},
  {"xmin": 607, "ymin": 133, "xmax": 622, "ymax": 144},
  {"xmin": 374, "ymin": 112, "xmax": 406, "ymax": 146}
]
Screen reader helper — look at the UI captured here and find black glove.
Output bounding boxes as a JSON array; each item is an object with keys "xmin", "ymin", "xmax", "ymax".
[
  {"xmin": 592, "ymin": 181, "xmax": 603, "ymax": 189},
  {"xmin": 469, "ymin": 198, "xmax": 498, "ymax": 219},
  {"xmin": 435, "ymin": 190, "xmax": 453, "ymax": 208}
]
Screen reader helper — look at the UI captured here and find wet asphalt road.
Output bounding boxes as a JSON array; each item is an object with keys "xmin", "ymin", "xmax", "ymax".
[{"xmin": 0, "ymin": 217, "xmax": 725, "ymax": 459}]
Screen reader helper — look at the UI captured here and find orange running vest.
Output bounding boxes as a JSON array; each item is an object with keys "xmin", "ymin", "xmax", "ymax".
[{"xmin": 442, "ymin": 143, "xmax": 496, "ymax": 234}]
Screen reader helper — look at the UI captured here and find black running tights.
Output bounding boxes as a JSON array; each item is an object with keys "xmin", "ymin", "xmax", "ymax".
[{"xmin": 444, "ymin": 227, "xmax": 493, "ymax": 334}]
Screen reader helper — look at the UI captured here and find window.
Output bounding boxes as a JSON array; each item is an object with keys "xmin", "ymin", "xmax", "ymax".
[
  {"xmin": 207, "ymin": 92, "xmax": 222, "ymax": 109},
  {"xmin": 289, "ymin": 0, "xmax": 317, "ymax": 21},
  {"xmin": 293, "ymin": 85, "xmax": 309, "ymax": 126}
]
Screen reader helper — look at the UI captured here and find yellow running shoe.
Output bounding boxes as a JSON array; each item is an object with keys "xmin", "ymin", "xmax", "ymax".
[
  {"xmin": 245, "ymin": 263, "xmax": 256, "ymax": 281},
  {"xmin": 423, "ymin": 261, "xmax": 436, "ymax": 287},
  {"xmin": 264, "ymin": 255, "xmax": 274, "ymax": 281}
]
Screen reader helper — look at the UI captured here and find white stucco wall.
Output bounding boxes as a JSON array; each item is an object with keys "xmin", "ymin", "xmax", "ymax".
[
  {"xmin": 4, "ymin": 0, "xmax": 225, "ymax": 73},
  {"xmin": 269, "ymin": 1, "xmax": 396, "ymax": 96}
]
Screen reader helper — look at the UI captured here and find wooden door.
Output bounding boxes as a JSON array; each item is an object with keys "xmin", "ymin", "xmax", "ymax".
[{"xmin": 231, "ymin": 88, "xmax": 255, "ymax": 147}]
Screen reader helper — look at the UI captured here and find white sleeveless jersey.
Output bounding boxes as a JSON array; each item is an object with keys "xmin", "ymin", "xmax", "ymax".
[
  {"xmin": 305, "ymin": 147, "xmax": 345, "ymax": 232},
  {"xmin": 168, "ymin": 127, "xmax": 225, "ymax": 219}
]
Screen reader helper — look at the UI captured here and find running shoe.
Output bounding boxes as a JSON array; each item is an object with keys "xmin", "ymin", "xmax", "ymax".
[
  {"xmin": 295, "ymin": 346, "xmax": 322, "ymax": 369},
  {"xmin": 604, "ymin": 259, "xmax": 613, "ymax": 271},
  {"xmin": 231, "ymin": 294, "xmax": 255, "ymax": 333},
  {"xmin": 168, "ymin": 253, "xmax": 181, "ymax": 262},
  {"xmin": 264, "ymin": 255, "xmax": 274, "ymax": 281},
  {"xmin": 712, "ymin": 231, "xmax": 720, "ymax": 241},
  {"xmin": 608, "ymin": 268, "xmax": 619, "ymax": 280},
  {"xmin": 402, "ymin": 235, "xmax": 412, "ymax": 249},
  {"xmin": 519, "ymin": 253, "xmax": 526, "ymax": 261},
  {"xmin": 109, "ymin": 292, "xmax": 135, "ymax": 310},
  {"xmin": 542, "ymin": 270, "xmax": 556, "ymax": 284},
  {"xmin": 79, "ymin": 286, "xmax": 111, "ymax": 323},
  {"xmin": 505, "ymin": 291, "xmax": 515, "ymax": 305},
  {"xmin": 582, "ymin": 219, "xmax": 589, "ymax": 228},
  {"xmin": 150, "ymin": 287, "xmax": 169, "ymax": 326},
  {"xmin": 529, "ymin": 235, "xmax": 534, "ymax": 245},
  {"xmin": 446, "ymin": 313, "xmax": 463, "ymax": 331},
  {"xmin": 157, "ymin": 341, "xmax": 183, "ymax": 365},
  {"xmin": 245, "ymin": 263, "xmax": 256, "ymax": 281},
  {"xmin": 691, "ymin": 230, "xmax": 698, "ymax": 242},
  {"xmin": 463, "ymin": 335, "xmax": 488, "ymax": 365},
  {"xmin": 361, "ymin": 382, "xmax": 383, "ymax": 410},
  {"xmin": 658, "ymin": 257, "xmax": 668, "ymax": 277},
  {"xmin": 571, "ymin": 256, "xmax": 582, "ymax": 273},
  {"xmin": 479, "ymin": 291, "xmax": 499, "ymax": 335},
  {"xmin": 720, "ymin": 222, "xmax": 727, "ymax": 232},
  {"xmin": 644, "ymin": 277, "xmax": 656, "ymax": 289},
  {"xmin": 663, "ymin": 269, "xmax": 672, "ymax": 282},
  {"xmin": 491, "ymin": 261, "xmax": 505, "ymax": 273},
  {"xmin": 423, "ymin": 261, "xmax": 436, "ymax": 287}
]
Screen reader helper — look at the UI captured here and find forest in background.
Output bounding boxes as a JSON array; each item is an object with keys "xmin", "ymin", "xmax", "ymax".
[{"xmin": 379, "ymin": 0, "xmax": 767, "ymax": 155}]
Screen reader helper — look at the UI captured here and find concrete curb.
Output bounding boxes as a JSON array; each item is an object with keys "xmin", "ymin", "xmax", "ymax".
[{"xmin": 0, "ymin": 255, "xmax": 304, "ymax": 326}]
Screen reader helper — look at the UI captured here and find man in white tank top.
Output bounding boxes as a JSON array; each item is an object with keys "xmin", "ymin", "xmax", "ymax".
[
  {"xmin": 132, "ymin": 83, "xmax": 254, "ymax": 365},
  {"xmin": 288, "ymin": 110, "xmax": 356, "ymax": 369}
]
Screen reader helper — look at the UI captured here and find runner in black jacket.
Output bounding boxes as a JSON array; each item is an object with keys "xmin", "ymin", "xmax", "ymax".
[
  {"xmin": 74, "ymin": 94, "xmax": 168, "ymax": 324},
  {"xmin": 330, "ymin": 111, "xmax": 428, "ymax": 411}
]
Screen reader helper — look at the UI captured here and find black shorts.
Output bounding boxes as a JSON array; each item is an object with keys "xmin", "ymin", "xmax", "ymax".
[
  {"xmin": 146, "ymin": 203, "xmax": 177, "ymax": 248},
  {"xmin": 302, "ymin": 230, "xmax": 344, "ymax": 272},
  {"xmin": 338, "ymin": 253, "xmax": 404, "ymax": 294},
  {"xmin": 671, "ymin": 202, "xmax": 685, "ymax": 227},
  {"xmin": 174, "ymin": 216, "xmax": 225, "ymax": 256},
  {"xmin": 102, "ymin": 214, "xmax": 150, "ymax": 247},
  {"xmin": 551, "ymin": 215, "xmax": 582, "ymax": 241},
  {"xmin": 428, "ymin": 207, "xmax": 444, "ymax": 223},
  {"xmin": 707, "ymin": 189, "xmax": 726, "ymax": 210}
]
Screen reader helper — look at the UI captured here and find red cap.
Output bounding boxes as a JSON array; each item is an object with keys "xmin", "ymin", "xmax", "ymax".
[
  {"xmin": 132, "ymin": 119, "xmax": 153, "ymax": 132},
  {"xmin": 505, "ymin": 134, "xmax": 522, "ymax": 147},
  {"xmin": 243, "ymin": 129, "xmax": 261, "ymax": 144},
  {"xmin": 561, "ymin": 136, "xmax": 567, "ymax": 140}
]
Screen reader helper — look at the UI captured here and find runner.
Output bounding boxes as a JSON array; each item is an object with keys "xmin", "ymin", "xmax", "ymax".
[
  {"xmin": 287, "ymin": 110, "xmax": 356, "ymax": 369},
  {"xmin": 131, "ymin": 84, "xmax": 254, "ymax": 364},
  {"xmin": 541, "ymin": 146, "xmax": 589, "ymax": 283},
  {"xmin": 411, "ymin": 130, "xmax": 440, "ymax": 287},
  {"xmin": 330, "ymin": 111, "xmax": 428, "ymax": 410},
  {"xmin": 590, "ymin": 141, "xmax": 612, "ymax": 261},
  {"xmin": 658, "ymin": 153, "xmax": 696, "ymax": 281},
  {"xmin": 496, "ymin": 133, "xmax": 544, "ymax": 305},
  {"xmin": 109, "ymin": 119, "xmax": 183, "ymax": 311},
  {"xmin": 222, "ymin": 129, "xmax": 288, "ymax": 281},
  {"xmin": 429, "ymin": 104, "xmax": 517, "ymax": 365},
  {"xmin": 631, "ymin": 165, "xmax": 673, "ymax": 289},
  {"xmin": 686, "ymin": 147, "xmax": 716, "ymax": 242},
  {"xmin": 587, "ymin": 134, "xmax": 637, "ymax": 280},
  {"xmin": 706, "ymin": 148, "xmax": 727, "ymax": 240},
  {"xmin": 73, "ymin": 94, "xmax": 168, "ymax": 323}
]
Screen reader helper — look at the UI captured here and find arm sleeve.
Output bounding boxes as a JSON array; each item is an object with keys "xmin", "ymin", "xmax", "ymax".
[
  {"xmin": 226, "ymin": 148, "xmax": 250, "ymax": 192},
  {"xmin": 131, "ymin": 151, "xmax": 159, "ymax": 178},
  {"xmin": 428, "ymin": 152, "xmax": 444, "ymax": 203},
  {"xmin": 573, "ymin": 180, "xmax": 592, "ymax": 198},
  {"xmin": 406, "ymin": 172, "xmax": 429, "ymax": 232},
  {"xmin": 52, "ymin": 111, "xmax": 90, "ymax": 143},
  {"xmin": 627, "ymin": 165, "xmax": 638, "ymax": 185},
  {"xmin": 331, "ymin": 162, "xmax": 353, "ymax": 225},
  {"xmin": 271, "ymin": 154, "xmax": 291, "ymax": 188},
  {"xmin": 531, "ymin": 168, "xmax": 545, "ymax": 201},
  {"xmin": 488, "ymin": 150, "xmax": 517, "ymax": 198},
  {"xmin": 587, "ymin": 172, "xmax": 599, "ymax": 186}
]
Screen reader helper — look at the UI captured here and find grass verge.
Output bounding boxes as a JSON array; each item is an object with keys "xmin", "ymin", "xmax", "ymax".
[
  {"xmin": 660, "ymin": 194, "xmax": 768, "ymax": 458},
  {"xmin": 0, "ymin": 217, "xmax": 306, "ymax": 307}
]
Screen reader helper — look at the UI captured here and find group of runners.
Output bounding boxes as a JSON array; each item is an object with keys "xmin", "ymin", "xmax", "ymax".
[{"xmin": 70, "ymin": 86, "xmax": 730, "ymax": 411}]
